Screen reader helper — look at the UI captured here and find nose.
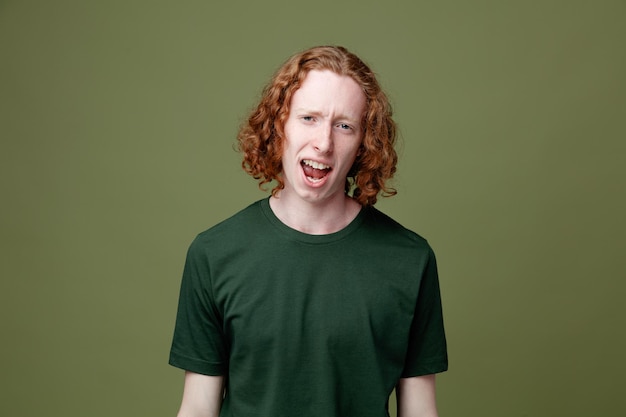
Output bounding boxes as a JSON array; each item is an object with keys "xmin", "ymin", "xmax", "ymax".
[{"xmin": 313, "ymin": 123, "xmax": 333, "ymax": 154}]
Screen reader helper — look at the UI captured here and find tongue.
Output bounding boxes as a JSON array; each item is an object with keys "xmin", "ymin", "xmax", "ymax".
[{"xmin": 302, "ymin": 164, "xmax": 329, "ymax": 179}]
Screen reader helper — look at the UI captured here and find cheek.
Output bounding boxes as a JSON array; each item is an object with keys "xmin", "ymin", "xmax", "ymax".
[
  {"xmin": 341, "ymin": 141, "xmax": 362, "ymax": 160},
  {"xmin": 283, "ymin": 131, "xmax": 308, "ymax": 157}
]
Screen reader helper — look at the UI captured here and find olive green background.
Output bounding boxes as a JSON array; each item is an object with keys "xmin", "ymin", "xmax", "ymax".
[{"xmin": 1, "ymin": 1, "xmax": 624, "ymax": 416}]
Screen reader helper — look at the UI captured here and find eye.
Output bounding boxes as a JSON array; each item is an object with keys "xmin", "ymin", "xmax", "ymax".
[
  {"xmin": 302, "ymin": 116, "xmax": 315, "ymax": 122},
  {"xmin": 337, "ymin": 123, "xmax": 353, "ymax": 131}
]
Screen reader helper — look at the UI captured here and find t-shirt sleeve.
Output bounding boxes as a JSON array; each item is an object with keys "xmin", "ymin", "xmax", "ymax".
[
  {"xmin": 169, "ymin": 236, "xmax": 228, "ymax": 376},
  {"xmin": 401, "ymin": 246, "xmax": 448, "ymax": 377}
]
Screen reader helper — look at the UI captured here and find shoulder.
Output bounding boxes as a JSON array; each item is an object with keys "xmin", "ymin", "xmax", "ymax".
[
  {"xmin": 362, "ymin": 206, "xmax": 433, "ymax": 253},
  {"xmin": 189, "ymin": 199, "xmax": 267, "ymax": 252}
]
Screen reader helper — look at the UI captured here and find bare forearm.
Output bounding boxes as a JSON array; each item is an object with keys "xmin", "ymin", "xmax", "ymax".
[
  {"xmin": 176, "ymin": 372, "xmax": 224, "ymax": 417},
  {"xmin": 396, "ymin": 374, "xmax": 439, "ymax": 417}
]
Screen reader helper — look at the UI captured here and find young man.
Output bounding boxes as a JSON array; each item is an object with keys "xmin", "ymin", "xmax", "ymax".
[{"xmin": 169, "ymin": 46, "xmax": 448, "ymax": 417}]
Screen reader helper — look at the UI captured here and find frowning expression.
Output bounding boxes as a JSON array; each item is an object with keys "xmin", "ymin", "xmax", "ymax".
[{"xmin": 280, "ymin": 70, "xmax": 366, "ymax": 205}]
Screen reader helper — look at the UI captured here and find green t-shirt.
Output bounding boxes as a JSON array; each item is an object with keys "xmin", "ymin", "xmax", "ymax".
[{"xmin": 170, "ymin": 198, "xmax": 447, "ymax": 416}]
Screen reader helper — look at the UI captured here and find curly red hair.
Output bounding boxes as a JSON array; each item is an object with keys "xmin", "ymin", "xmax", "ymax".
[{"xmin": 237, "ymin": 45, "xmax": 397, "ymax": 206}]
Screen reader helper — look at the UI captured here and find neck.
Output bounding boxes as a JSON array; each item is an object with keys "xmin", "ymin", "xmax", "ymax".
[{"xmin": 269, "ymin": 193, "xmax": 362, "ymax": 235}]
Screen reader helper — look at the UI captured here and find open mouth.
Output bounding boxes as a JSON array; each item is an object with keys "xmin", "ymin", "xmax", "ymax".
[{"xmin": 301, "ymin": 159, "xmax": 331, "ymax": 183}]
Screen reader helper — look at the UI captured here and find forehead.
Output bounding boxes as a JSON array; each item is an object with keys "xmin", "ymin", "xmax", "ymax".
[{"xmin": 290, "ymin": 70, "xmax": 366, "ymax": 120}]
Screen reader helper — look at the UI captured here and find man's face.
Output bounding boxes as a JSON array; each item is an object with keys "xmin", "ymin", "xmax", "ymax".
[{"xmin": 280, "ymin": 69, "xmax": 366, "ymax": 206}]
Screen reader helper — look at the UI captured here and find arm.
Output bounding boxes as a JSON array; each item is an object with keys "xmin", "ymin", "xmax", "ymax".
[
  {"xmin": 176, "ymin": 371, "xmax": 224, "ymax": 417},
  {"xmin": 396, "ymin": 374, "xmax": 439, "ymax": 417}
]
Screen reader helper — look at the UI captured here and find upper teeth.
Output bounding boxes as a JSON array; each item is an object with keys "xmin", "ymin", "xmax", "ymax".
[{"xmin": 303, "ymin": 159, "xmax": 330, "ymax": 170}]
